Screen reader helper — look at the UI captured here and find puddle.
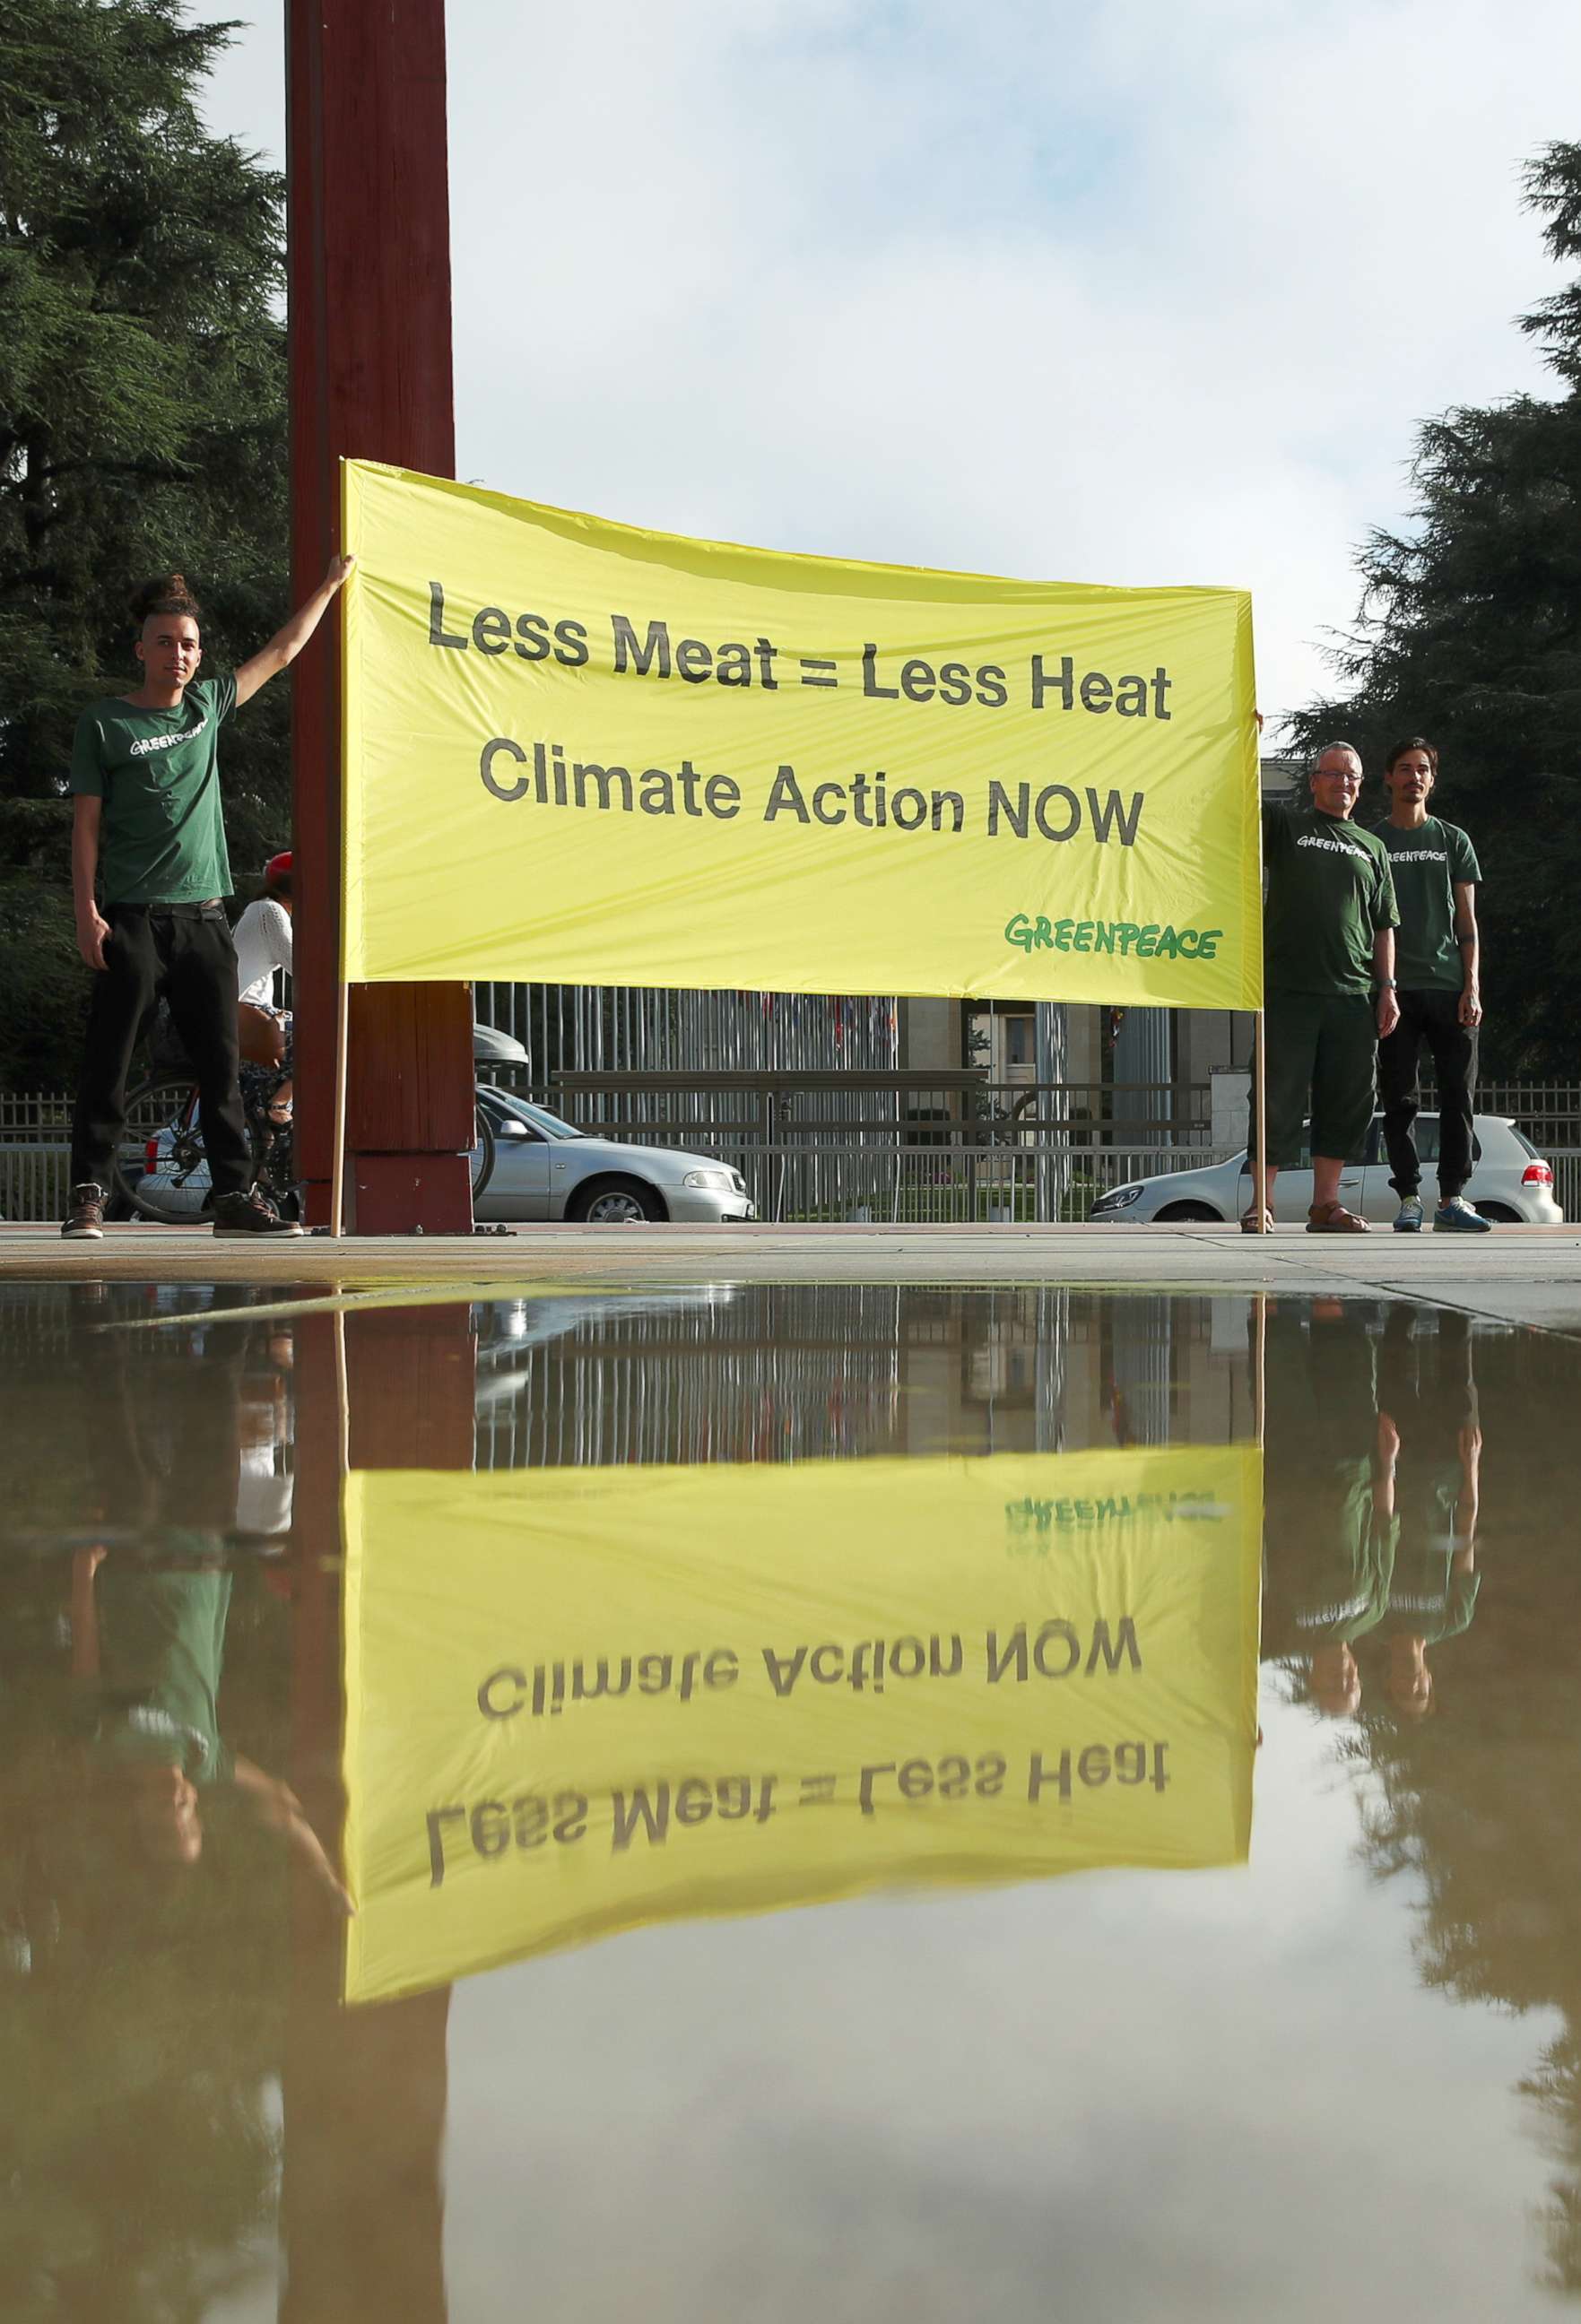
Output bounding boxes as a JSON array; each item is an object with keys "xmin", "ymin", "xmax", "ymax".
[{"xmin": 3, "ymin": 1279, "xmax": 1579, "ymax": 2318}]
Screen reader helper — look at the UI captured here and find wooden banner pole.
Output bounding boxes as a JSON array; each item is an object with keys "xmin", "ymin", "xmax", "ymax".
[
  {"xmin": 329, "ymin": 977, "xmax": 351, "ymax": 1237},
  {"xmin": 1255, "ymin": 1009, "xmax": 1268, "ymax": 1233},
  {"xmin": 334, "ymin": 1304, "xmax": 350, "ymax": 1477}
]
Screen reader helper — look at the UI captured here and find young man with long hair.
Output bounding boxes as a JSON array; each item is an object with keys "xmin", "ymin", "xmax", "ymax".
[{"xmin": 1374, "ymin": 736, "xmax": 1489, "ymax": 1232}]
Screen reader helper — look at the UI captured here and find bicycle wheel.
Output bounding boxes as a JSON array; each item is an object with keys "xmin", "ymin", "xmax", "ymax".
[
  {"xmin": 470, "ymin": 1100, "xmax": 496, "ymax": 1203},
  {"xmin": 115, "ymin": 1075, "xmax": 213, "ymax": 1224}
]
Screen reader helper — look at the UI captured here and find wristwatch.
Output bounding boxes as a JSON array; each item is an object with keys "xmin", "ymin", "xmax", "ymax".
[{"xmin": 1377, "ymin": 978, "xmax": 1397, "ymax": 989}]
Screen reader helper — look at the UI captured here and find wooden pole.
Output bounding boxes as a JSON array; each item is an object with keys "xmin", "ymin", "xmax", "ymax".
[
  {"xmin": 1255, "ymin": 1009, "xmax": 1268, "ymax": 1232},
  {"xmin": 333, "ymin": 1297, "xmax": 349, "ymax": 1483},
  {"xmin": 328, "ymin": 976, "xmax": 350, "ymax": 1237}
]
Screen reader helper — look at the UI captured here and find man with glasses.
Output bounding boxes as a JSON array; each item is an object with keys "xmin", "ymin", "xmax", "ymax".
[{"xmin": 1247, "ymin": 742, "xmax": 1400, "ymax": 1233}]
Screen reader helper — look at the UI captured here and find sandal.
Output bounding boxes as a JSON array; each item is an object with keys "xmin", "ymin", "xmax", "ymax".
[
  {"xmin": 1306, "ymin": 1202, "xmax": 1368, "ymax": 1234},
  {"xmin": 1240, "ymin": 1209, "xmax": 1273, "ymax": 1234}
]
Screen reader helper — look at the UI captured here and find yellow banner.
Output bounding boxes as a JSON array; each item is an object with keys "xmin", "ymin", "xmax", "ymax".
[
  {"xmin": 342, "ymin": 1445, "xmax": 1261, "ymax": 2004},
  {"xmin": 340, "ymin": 461, "xmax": 1262, "ymax": 1006}
]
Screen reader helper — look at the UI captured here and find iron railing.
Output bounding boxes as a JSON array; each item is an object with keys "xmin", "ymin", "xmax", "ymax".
[
  {"xmin": 5, "ymin": 1083, "xmax": 1579, "ymax": 1223},
  {"xmin": 472, "ymin": 982, "xmax": 902, "ymax": 1086},
  {"xmin": 471, "ymin": 1283, "xmax": 1080, "ymax": 1467},
  {"xmin": 489, "ymin": 1071, "xmax": 1215, "ymax": 1150},
  {"xmin": 702, "ymin": 1140, "xmax": 1235, "ymax": 1224}
]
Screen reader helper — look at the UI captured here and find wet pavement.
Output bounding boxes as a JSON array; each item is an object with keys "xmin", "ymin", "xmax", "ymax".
[
  {"xmin": 7, "ymin": 1216, "xmax": 1581, "ymax": 1341},
  {"xmin": 4, "ymin": 1276, "xmax": 1581, "ymax": 2319}
]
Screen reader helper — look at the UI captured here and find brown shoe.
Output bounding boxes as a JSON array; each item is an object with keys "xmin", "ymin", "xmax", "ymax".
[
  {"xmin": 1306, "ymin": 1201, "xmax": 1368, "ymax": 1234},
  {"xmin": 1240, "ymin": 1208, "xmax": 1273, "ymax": 1233},
  {"xmin": 61, "ymin": 1183, "xmax": 106, "ymax": 1240},
  {"xmin": 213, "ymin": 1186, "xmax": 304, "ymax": 1238}
]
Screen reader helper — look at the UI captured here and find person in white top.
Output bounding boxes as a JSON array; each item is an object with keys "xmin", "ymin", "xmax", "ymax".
[{"xmin": 235, "ymin": 851, "xmax": 293, "ymax": 1126}]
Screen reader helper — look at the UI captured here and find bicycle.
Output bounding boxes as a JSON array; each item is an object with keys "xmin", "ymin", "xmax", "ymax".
[{"xmin": 112, "ymin": 1074, "xmax": 496, "ymax": 1225}]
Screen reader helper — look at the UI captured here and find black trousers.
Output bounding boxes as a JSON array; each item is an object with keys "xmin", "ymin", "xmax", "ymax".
[
  {"xmin": 1377, "ymin": 986, "xmax": 1478, "ymax": 1199},
  {"xmin": 71, "ymin": 903, "xmax": 252, "ymax": 1199},
  {"xmin": 1377, "ymin": 1299, "xmax": 1475, "ymax": 1445},
  {"xmin": 1249, "ymin": 991, "xmax": 1378, "ymax": 1167}
]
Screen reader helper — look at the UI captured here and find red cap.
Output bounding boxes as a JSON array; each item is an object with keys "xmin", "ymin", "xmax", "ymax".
[{"xmin": 264, "ymin": 851, "xmax": 292, "ymax": 885}]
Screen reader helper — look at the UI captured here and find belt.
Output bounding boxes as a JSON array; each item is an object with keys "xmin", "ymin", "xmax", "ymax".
[{"xmin": 110, "ymin": 898, "xmax": 224, "ymax": 915}]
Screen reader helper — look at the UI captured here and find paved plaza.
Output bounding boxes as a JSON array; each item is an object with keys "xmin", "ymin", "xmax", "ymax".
[{"xmin": 4, "ymin": 1219, "xmax": 1581, "ymax": 1335}]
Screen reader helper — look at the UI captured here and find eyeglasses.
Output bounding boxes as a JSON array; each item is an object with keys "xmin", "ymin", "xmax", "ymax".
[{"xmin": 1316, "ymin": 769, "xmax": 1363, "ymax": 785}]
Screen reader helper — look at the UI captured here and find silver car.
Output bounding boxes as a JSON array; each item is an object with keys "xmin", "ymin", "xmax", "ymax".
[
  {"xmin": 475, "ymin": 1087, "xmax": 757, "ymax": 1225},
  {"xmin": 1088, "ymin": 1113, "xmax": 1564, "ymax": 1227}
]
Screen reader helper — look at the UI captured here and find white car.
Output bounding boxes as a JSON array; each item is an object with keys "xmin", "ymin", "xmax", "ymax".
[
  {"xmin": 126, "ymin": 1081, "xmax": 756, "ymax": 1227},
  {"xmin": 1089, "ymin": 1114, "xmax": 1564, "ymax": 1227},
  {"xmin": 474, "ymin": 1087, "xmax": 757, "ymax": 1225}
]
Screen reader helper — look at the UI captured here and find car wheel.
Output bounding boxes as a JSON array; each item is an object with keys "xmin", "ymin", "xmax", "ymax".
[
  {"xmin": 1154, "ymin": 1201, "xmax": 1221, "ymax": 1221},
  {"xmin": 1474, "ymin": 1201, "xmax": 1521, "ymax": 1223},
  {"xmin": 568, "ymin": 1176, "xmax": 666, "ymax": 1225}
]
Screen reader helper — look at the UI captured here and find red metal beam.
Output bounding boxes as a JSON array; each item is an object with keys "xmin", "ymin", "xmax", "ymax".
[{"xmin": 286, "ymin": 0, "xmax": 475, "ymax": 1233}]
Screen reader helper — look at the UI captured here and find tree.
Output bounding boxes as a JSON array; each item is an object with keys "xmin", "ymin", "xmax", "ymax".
[
  {"xmin": 1346, "ymin": 1317, "xmax": 1581, "ymax": 2294},
  {"xmin": 0, "ymin": 0, "xmax": 291, "ymax": 1090},
  {"xmin": 1286, "ymin": 143, "xmax": 1581, "ymax": 1078}
]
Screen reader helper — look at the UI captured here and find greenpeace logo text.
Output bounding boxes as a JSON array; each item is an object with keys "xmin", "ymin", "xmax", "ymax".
[
  {"xmin": 1005, "ymin": 914, "xmax": 1222, "ymax": 962},
  {"xmin": 127, "ymin": 719, "xmax": 205, "ymax": 760},
  {"xmin": 1295, "ymin": 832, "xmax": 1370, "ymax": 861}
]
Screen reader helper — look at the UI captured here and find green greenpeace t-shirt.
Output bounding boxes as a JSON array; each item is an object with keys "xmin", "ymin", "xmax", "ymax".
[
  {"xmin": 1382, "ymin": 1540, "xmax": 1480, "ymax": 1647},
  {"xmin": 1375, "ymin": 817, "xmax": 1481, "ymax": 993},
  {"xmin": 83, "ymin": 1565, "xmax": 235, "ymax": 1787},
  {"xmin": 69, "ymin": 674, "xmax": 237, "ymax": 906},
  {"xmin": 1262, "ymin": 802, "xmax": 1398, "ymax": 997},
  {"xmin": 1380, "ymin": 1463, "xmax": 1480, "ymax": 1646},
  {"xmin": 1266, "ymin": 1460, "xmax": 1400, "ymax": 1654}
]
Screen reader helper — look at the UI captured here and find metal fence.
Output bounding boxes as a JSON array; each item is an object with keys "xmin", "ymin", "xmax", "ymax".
[
  {"xmin": 471, "ymin": 1283, "xmax": 1078, "ymax": 1468},
  {"xmin": 683, "ymin": 1140, "xmax": 1236, "ymax": 1224},
  {"xmin": 695, "ymin": 1133, "xmax": 1581, "ymax": 1226},
  {"xmin": 473, "ymin": 1284, "xmax": 909, "ymax": 1467},
  {"xmin": 0, "ymin": 1094, "xmax": 71, "ymax": 1225},
  {"xmin": 0, "ymin": 1117, "xmax": 1220, "ymax": 1226},
  {"xmin": 5, "ymin": 1080, "xmax": 1580, "ymax": 1225},
  {"xmin": 521, "ymin": 1070, "xmax": 1214, "ymax": 1149},
  {"xmin": 473, "ymin": 982, "xmax": 901, "ymax": 1088},
  {"xmin": 1426, "ymin": 1080, "xmax": 1581, "ymax": 1151}
]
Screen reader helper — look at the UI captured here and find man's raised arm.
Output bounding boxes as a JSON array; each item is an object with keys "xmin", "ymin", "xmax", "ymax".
[{"xmin": 235, "ymin": 554, "xmax": 355, "ymax": 708}]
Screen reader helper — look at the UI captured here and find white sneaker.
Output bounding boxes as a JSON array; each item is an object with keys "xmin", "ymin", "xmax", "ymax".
[{"xmin": 1392, "ymin": 1195, "xmax": 1423, "ymax": 1234}]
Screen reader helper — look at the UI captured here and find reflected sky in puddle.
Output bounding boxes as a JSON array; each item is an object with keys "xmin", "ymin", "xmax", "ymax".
[{"xmin": 2, "ymin": 1279, "xmax": 1579, "ymax": 2320}]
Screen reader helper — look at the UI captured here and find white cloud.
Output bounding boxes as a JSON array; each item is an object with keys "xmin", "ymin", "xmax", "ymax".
[{"xmin": 204, "ymin": 0, "xmax": 1581, "ymax": 719}]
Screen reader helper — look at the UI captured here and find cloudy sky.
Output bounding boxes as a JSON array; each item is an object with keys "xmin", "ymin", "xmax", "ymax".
[{"xmin": 202, "ymin": 0, "xmax": 1581, "ymax": 726}]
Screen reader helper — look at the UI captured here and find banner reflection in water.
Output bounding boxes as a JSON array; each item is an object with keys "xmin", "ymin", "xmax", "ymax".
[{"xmin": 342, "ymin": 1444, "xmax": 1261, "ymax": 2003}]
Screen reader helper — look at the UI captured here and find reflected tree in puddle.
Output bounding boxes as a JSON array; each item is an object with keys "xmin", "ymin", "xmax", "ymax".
[
  {"xmin": 0, "ymin": 1551, "xmax": 296, "ymax": 2320},
  {"xmin": 1270, "ymin": 1304, "xmax": 1581, "ymax": 2298},
  {"xmin": 1355, "ymin": 1566, "xmax": 1581, "ymax": 2296}
]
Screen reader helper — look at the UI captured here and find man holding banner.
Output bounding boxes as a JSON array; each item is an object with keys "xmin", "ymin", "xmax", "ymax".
[{"xmin": 1247, "ymin": 742, "xmax": 1399, "ymax": 1233}]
